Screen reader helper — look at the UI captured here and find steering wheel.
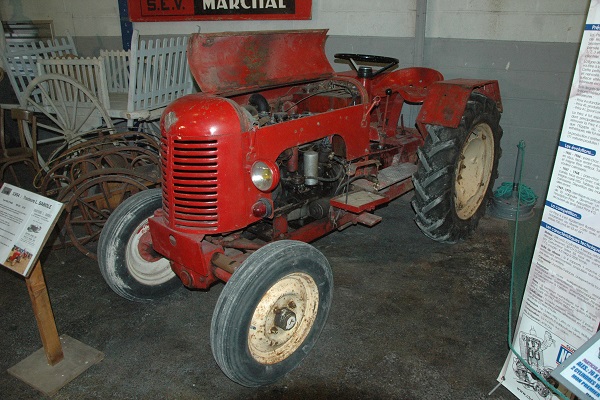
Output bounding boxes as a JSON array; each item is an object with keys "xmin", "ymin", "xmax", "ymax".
[{"xmin": 335, "ymin": 53, "xmax": 399, "ymax": 78}]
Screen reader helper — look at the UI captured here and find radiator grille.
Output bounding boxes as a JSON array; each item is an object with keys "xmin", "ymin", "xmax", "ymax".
[{"xmin": 162, "ymin": 137, "xmax": 219, "ymax": 230}]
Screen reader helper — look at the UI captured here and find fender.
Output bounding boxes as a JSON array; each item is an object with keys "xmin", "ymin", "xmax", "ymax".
[{"xmin": 417, "ymin": 79, "xmax": 502, "ymax": 129}]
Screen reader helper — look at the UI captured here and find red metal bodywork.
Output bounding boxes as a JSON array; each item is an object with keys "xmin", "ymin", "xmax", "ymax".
[
  {"xmin": 187, "ymin": 30, "xmax": 333, "ymax": 95},
  {"xmin": 148, "ymin": 30, "xmax": 502, "ymax": 289},
  {"xmin": 417, "ymin": 79, "xmax": 502, "ymax": 128}
]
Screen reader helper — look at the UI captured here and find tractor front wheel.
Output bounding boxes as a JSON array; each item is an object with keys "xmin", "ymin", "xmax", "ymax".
[
  {"xmin": 210, "ymin": 240, "xmax": 333, "ymax": 387},
  {"xmin": 412, "ymin": 92, "xmax": 502, "ymax": 243},
  {"xmin": 97, "ymin": 188, "xmax": 180, "ymax": 301}
]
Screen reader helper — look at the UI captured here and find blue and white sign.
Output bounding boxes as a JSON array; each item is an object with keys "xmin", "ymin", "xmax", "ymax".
[{"xmin": 499, "ymin": 3, "xmax": 600, "ymax": 399}]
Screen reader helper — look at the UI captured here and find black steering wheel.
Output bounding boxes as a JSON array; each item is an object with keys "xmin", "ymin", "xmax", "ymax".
[{"xmin": 335, "ymin": 53, "xmax": 399, "ymax": 78}]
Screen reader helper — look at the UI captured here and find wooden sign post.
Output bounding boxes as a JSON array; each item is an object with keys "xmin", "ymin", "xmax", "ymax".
[
  {"xmin": 1, "ymin": 183, "xmax": 104, "ymax": 396},
  {"xmin": 25, "ymin": 260, "xmax": 64, "ymax": 366}
]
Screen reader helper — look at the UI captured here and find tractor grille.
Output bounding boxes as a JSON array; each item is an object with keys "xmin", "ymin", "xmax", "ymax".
[{"xmin": 161, "ymin": 137, "xmax": 219, "ymax": 231}]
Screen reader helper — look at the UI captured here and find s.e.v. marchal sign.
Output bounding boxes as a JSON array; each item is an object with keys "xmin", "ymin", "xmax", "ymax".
[{"xmin": 128, "ymin": 0, "xmax": 312, "ymax": 21}]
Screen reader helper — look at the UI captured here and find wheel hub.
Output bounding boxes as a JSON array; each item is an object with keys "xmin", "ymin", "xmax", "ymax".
[
  {"xmin": 454, "ymin": 123, "xmax": 494, "ymax": 220},
  {"xmin": 248, "ymin": 272, "xmax": 319, "ymax": 365},
  {"xmin": 126, "ymin": 219, "xmax": 174, "ymax": 285},
  {"xmin": 274, "ymin": 307, "xmax": 297, "ymax": 331},
  {"xmin": 136, "ymin": 227, "xmax": 162, "ymax": 262}
]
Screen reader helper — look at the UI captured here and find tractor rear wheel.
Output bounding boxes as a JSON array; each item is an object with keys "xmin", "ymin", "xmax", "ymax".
[
  {"xmin": 412, "ymin": 92, "xmax": 502, "ymax": 243},
  {"xmin": 211, "ymin": 240, "xmax": 333, "ymax": 387}
]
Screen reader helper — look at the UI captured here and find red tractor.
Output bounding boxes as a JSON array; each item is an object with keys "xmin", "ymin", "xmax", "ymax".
[{"xmin": 98, "ymin": 30, "xmax": 502, "ymax": 386}]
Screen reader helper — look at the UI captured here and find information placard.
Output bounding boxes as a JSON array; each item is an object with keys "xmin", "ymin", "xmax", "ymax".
[
  {"xmin": 551, "ymin": 330, "xmax": 600, "ymax": 399},
  {"xmin": 498, "ymin": 3, "xmax": 600, "ymax": 399},
  {"xmin": 0, "ymin": 184, "xmax": 64, "ymax": 277}
]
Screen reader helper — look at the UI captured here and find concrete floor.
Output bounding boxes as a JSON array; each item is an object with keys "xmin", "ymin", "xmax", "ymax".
[{"xmin": 0, "ymin": 197, "xmax": 523, "ymax": 399}]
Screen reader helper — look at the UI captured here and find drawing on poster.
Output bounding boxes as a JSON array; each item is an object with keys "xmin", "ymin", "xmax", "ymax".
[
  {"xmin": 27, "ymin": 224, "xmax": 41, "ymax": 233},
  {"xmin": 511, "ymin": 328, "xmax": 557, "ymax": 399}
]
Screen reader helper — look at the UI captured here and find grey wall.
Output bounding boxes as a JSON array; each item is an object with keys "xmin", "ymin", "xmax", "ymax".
[
  {"xmin": 73, "ymin": 36, "xmax": 123, "ymax": 57},
  {"xmin": 425, "ymin": 39, "xmax": 579, "ymax": 200}
]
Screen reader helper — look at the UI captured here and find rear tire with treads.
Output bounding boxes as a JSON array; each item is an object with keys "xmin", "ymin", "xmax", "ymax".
[{"xmin": 412, "ymin": 92, "xmax": 502, "ymax": 243}]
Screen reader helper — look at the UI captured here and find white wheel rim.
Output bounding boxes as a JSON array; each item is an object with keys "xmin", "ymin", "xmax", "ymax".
[
  {"xmin": 248, "ymin": 272, "xmax": 319, "ymax": 365},
  {"xmin": 454, "ymin": 123, "xmax": 494, "ymax": 220},
  {"xmin": 126, "ymin": 219, "xmax": 174, "ymax": 285}
]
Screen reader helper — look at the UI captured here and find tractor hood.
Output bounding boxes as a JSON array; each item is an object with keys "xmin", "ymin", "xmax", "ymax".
[{"xmin": 187, "ymin": 30, "xmax": 334, "ymax": 96}]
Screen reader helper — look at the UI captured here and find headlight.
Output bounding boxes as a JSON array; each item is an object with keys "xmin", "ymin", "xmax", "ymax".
[
  {"xmin": 251, "ymin": 161, "xmax": 280, "ymax": 192},
  {"xmin": 163, "ymin": 111, "xmax": 178, "ymax": 131}
]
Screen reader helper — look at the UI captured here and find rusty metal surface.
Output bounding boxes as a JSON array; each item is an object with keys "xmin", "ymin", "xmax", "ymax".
[
  {"xmin": 247, "ymin": 271, "xmax": 319, "ymax": 365},
  {"xmin": 36, "ymin": 131, "xmax": 161, "ymax": 259},
  {"xmin": 36, "ymin": 132, "xmax": 160, "ymax": 198},
  {"xmin": 417, "ymin": 79, "xmax": 502, "ymax": 128},
  {"xmin": 63, "ymin": 168, "xmax": 158, "ymax": 259},
  {"xmin": 187, "ymin": 30, "xmax": 334, "ymax": 95}
]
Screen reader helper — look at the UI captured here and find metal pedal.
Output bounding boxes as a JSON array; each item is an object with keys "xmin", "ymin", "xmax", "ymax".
[
  {"xmin": 330, "ymin": 191, "xmax": 387, "ymax": 213},
  {"xmin": 352, "ymin": 162, "xmax": 416, "ymax": 192},
  {"xmin": 355, "ymin": 212, "xmax": 382, "ymax": 227}
]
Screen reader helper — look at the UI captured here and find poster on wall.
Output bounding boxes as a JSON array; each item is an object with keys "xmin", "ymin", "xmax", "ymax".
[
  {"xmin": 128, "ymin": 0, "xmax": 312, "ymax": 22},
  {"xmin": 498, "ymin": 3, "xmax": 600, "ymax": 399}
]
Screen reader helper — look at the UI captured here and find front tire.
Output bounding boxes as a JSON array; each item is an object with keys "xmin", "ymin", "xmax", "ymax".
[
  {"xmin": 211, "ymin": 240, "xmax": 333, "ymax": 387},
  {"xmin": 412, "ymin": 93, "xmax": 502, "ymax": 243},
  {"xmin": 97, "ymin": 188, "xmax": 180, "ymax": 301}
]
